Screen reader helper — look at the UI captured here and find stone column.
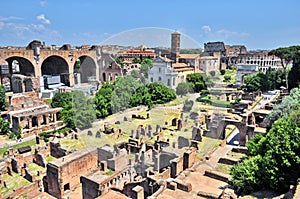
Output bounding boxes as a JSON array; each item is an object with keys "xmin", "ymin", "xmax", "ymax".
[
  {"xmin": 53, "ymin": 113, "xmax": 57, "ymax": 122},
  {"xmin": 45, "ymin": 114, "xmax": 49, "ymax": 125},
  {"xmin": 28, "ymin": 118, "xmax": 32, "ymax": 129},
  {"xmin": 69, "ymin": 73, "xmax": 75, "ymax": 87}
]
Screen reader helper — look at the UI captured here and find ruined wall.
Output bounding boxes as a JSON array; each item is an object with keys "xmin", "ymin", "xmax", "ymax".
[
  {"xmin": 80, "ymin": 176, "xmax": 100, "ymax": 199},
  {"xmin": 46, "ymin": 148, "xmax": 98, "ymax": 198}
]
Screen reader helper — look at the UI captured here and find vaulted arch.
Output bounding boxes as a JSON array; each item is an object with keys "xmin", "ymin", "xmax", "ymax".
[{"xmin": 74, "ymin": 56, "xmax": 97, "ymax": 83}]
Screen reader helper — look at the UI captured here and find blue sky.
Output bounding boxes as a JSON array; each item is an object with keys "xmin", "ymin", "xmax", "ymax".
[{"xmin": 0, "ymin": 0, "xmax": 299, "ymax": 50}]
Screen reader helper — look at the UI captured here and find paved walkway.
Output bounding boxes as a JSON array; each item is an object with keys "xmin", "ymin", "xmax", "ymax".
[{"xmin": 158, "ymin": 144, "xmax": 234, "ymax": 199}]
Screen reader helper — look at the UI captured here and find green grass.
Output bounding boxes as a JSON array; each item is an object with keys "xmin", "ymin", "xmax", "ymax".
[
  {"xmin": 227, "ymin": 151, "xmax": 246, "ymax": 159},
  {"xmin": 221, "ymin": 69, "xmax": 237, "ymax": 84},
  {"xmin": 215, "ymin": 163, "xmax": 232, "ymax": 174},
  {"xmin": 0, "ymin": 138, "xmax": 36, "ymax": 158},
  {"xmin": 27, "ymin": 162, "xmax": 46, "ymax": 175},
  {"xmin": 103, "ymin": 169, "xmax": 114, "ymax": 176},
  {"xmin": 197, "ymin": 137, "xmax": 222, "ymax": 159},
  {"xmin": 1, "ymin": 172, "xmax": 31, "ymax": 196},
  {"xmin": 163, "ymin": 97, "xmax": 187, "ymax": 106},
  {"xmin": 45, "ymin": 155, "xmax": 56, "ymax": 163}
]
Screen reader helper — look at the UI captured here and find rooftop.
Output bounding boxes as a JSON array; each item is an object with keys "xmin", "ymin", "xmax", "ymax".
[
  {"xmin": 48, "ymin": 147, "xmax": 97, "ymax": 168},
  {"xmin": 179, "ymin": 54, "xmax": 200, "ymax": 59}
]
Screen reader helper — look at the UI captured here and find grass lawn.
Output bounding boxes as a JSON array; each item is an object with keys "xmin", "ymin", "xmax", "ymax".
[
  {"xmin": 27, "ymin": 162, "xmax": 46, "ymax": 175},
  {"xmin": 227, "ymin": 151, "xmax": 246, "ymax": 160},
  {"xmin": 220, "ymin": 69, "xmax": 237, "ymax": 84},
  {"xmin": 215, "ymin": 163, "xmax": 232, "ymax": 175},
  {"xmin": 197, "ymin": 137, "xmax": 222, "ymax": 159},
  {"xmin": 45, "ymin": 155, "xmax": 56, "ymax": 163},
  {"xmin": 103, "ymin": 169, "xmax": 115, "ymax": 176},
  {"xmin": 0, "ymin": 138, "xmax": 36, "ymax": 158},
  {"xmin": 163, "ymin": 96, "xmax": 187, "ymax": 106},
  {"xmin": 1, "ymin": 172, "xmax": 31, "ymax": 196}
]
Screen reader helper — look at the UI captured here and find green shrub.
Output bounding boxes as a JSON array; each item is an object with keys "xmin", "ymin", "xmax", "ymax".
[
  {"xmin": 224, "ymin": 75, "xmax": 231, "ymax": 82},
  {"xmin": 220, "ymin": 69, "xmax": 226, "ymax": 75},
  {"xmin": 183, "ymin": 99, "xmax": 194, "ymax": 112}
]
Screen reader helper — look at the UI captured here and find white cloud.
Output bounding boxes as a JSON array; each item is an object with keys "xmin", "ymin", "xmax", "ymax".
[
  {"xmin": 216, "ymin": 29, "xmax": 249, "ymax": 39},
  {"xmin": 201, "ymin": 25, "xmax": 211, "ymax": 34},
  {"xmin": 39, "ymin": 0, "xmax": 47, "ymax": 7},
  {"xmin": 37, "ymin": 14, "xmax": 51, "ymax": 25},
  {"xmin": 200, "ymin": 25, "xmax": 249, "ymax": 43}
]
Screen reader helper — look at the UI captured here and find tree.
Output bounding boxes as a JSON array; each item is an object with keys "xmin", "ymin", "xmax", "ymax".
[
  {"xmin": 140, "ymin": 58, "xmax": 153, "ymax": 78},
  {"xmin": 220, "ymin": 69, "xmax": 226, "ymax": 75},
  {"xmin": 130, "ymin": 85, "xmax": 153, "ymax": 108},
  {"xmin": 0, "ymin": 117, "xmax": 10, "ymax": 135},
  {"xmin": 231, "ymin": 103, "xmax": 300, "ymax": 194},
  {"xmin": 231, "ymin": 155, "xmax": 264, "ymax": 194},
  {"xmin": 287, "ymin": 49, "xmax": 300, "ymax": 89},
  {"xmin": 268, "ymin": 46, "xmax": 300, "ymax": 90},
  {"xmin": 94, "ymin": 83, "xmax": 113, "ymax": 118},
  {"xmin": 111, "ymin": 76, "xmax": 144, "ymax": 113},
  {"xmin": 130, "ymin": 69, "xmax": 139, "ymax": 79},
  {"xmin": 72, "ymin": 91, "xmax": 95, "ymax": 129},
  {"xmin": 187, "ymin": 73, "xmax": 207, "ymax": 92},
  {"xmin": 183, "ymin": 99, "xmax": 194, "ymax": 112},
  {"xmin": 209, "ymin": 70, "xmax": 216, "ymax": 77},
  {"xmin": 132, "ymin": 57, "xmax": 140, "ymax": 64},
  {"xmin": 223, "ymin": 75, "xmax": 231, "ymax": 82},
  {"xmin": 147, "ymin": 82, "xmax": 176, "ymax": 104},
  {"xmin": 52, "ymin": 91, "xmax": 95, "ymax": 129},
  {"xmin": 176, "ymin": 82, "xmax": 193, "ymax": 96},
  {"xmin": 0, "ymin": 85, "xmax": 8, "ymax": 111},
  {"xmin": 51, "ymin": 92, "xmax": 73, "ymax": 109},
  {"xmin": 266, "ymin": 86, "xmax": 300, "ymax": 126}
]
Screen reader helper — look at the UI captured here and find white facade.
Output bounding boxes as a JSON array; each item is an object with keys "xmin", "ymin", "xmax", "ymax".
[
  {"xmin": 148, "ymin": 57, "xmax": 178, "ymax": 89},
  {"xmin": 199, "ymin": 56, "xmax": 220, "ymax": 73},
  {"xmin": 236, "ymin": 64, "xmax": 258, "ymax": 85}
]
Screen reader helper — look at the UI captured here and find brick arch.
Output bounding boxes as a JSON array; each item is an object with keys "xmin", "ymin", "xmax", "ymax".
[
  {"xmin": 5, "ymin": 56, "xmax": 35, "ymax": 76},
  {"xmin": 41, "ymin": 55, "xmax": 69, "ymax": 75},
  {"xmin": 73, "ymin": 55, "xmax": 97, "ymax": 83},
  {"xmin": 41, "ymin": 55, "xmax": 70, "ymax": 86},
  {"xmin": 223, "ymin": 120, "xmax": 248, "ymax": 146}
]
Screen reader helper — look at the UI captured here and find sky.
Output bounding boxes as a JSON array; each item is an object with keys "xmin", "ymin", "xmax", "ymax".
[{"xmin": 0, "ymin": 0, "xmax": 299, "ymax": 50}]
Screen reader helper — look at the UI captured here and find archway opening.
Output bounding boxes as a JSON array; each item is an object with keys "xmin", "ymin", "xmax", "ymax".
[
  {"xmin": 74, "ymin": 56, "xmax": 96, "ymax": 84},
  {"xmin": 41, "ymin": 56, "xmax": 70, "ymax": 87},
  {"xmin": 224, "ymin": 124, "xmax": 240, "ymax": 146},
  {"xmin": 4, "ymin": 57, "xmax": 35, "ymax": 92},
  {"xmin": 6, "ymin": 56, "xmax": 35, "ymax": 76}
]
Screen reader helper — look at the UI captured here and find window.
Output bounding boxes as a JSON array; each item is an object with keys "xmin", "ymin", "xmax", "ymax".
[
  {"xmin": 159, "ymin": 68, "xmax": 161, "ymax": 73},
  {"xmin": 158, "ymin": 77, "xmax": 162, "ymax": 81},
  {"xmin": 167, "ymin": 79, "xmax": 171, "ymax": 86},
  {"xmin": 151, "ymin": 77, "xmax": 153, "ymax": 82},
  {"xmin": 173, "ymin": 77, "xmax": 175, "ymax": 86},
  {"xmin": 64, "ymin": 183, "xmax": 70, "ymax": 191}
]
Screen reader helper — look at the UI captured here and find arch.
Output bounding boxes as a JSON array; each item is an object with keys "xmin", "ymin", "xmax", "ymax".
[
  {"xmin": 42, "ymin": 55, "xmax": 69, "ymax": 75},
  {"xmin": 74, "ymin": 55, "xmax": 97, "ymax": 83},
  {"xmin": 5, "ymin": 56, "xmax": 35, "ymax": 76},
  {"xmin": 224, "ymin": 124, "xmax": 240, "ymax": 146},
  {"xmin": 41, "ymin": 55, "xmax": 70, "ymax": 86},
  {"xmin": 102, "ymin": 73, "xmax": 106, "ymax": 82}
]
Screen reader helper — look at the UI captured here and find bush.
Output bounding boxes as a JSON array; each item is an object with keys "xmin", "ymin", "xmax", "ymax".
[
  {"xmin": 209, "ymin": 70, "xmax": 216, "ymax": 77},
  {"xmin": 196, "ymin": 95, "xmax": 211, "ymax": 104},
  {"xmin": 224, "ymin": 75, "xmax": 231, "ymax": 82},
  {"xmin": 230, "ymin": 65, "xmax": 237, "ymax": 70},
  {"xmin": 183, "ymin": 99, "xmax": 194, "ymax": 112},
  {"xmin": 220, "ymin": 69, "xmax": 226, "ymax": 75},
  {"xmin": 200, "ymin": 89, "xmax": 210, "ymax": 96}
]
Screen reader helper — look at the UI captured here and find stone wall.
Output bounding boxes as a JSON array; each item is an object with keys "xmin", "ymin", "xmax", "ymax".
[
  {"xmin": 46, "ymin": 147, "xmax": 98, "ymax": 198},
  {"xmin": 204, "ymin": 170, "xmax": 230, "ymax": 182},
  {"xmin": 50, "ymin": 141, "xmax": 67, "ymax": 158}
]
